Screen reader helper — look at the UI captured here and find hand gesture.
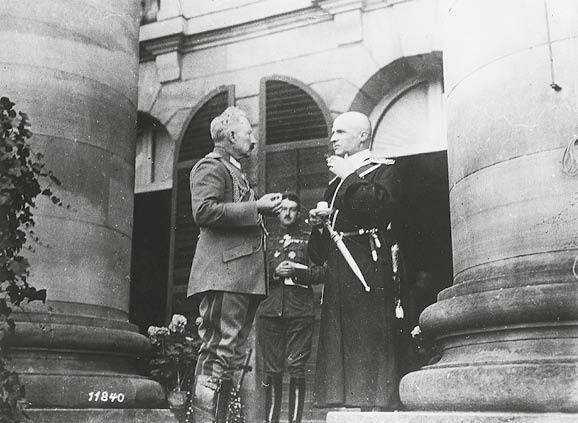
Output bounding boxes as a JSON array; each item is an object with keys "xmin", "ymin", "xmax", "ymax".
[
  {"xmin": 257, "ymin": 193, "xmax": 282, "ymax": 215},
  {"xmin": 308, "ymin": 210, "xmax": 326, "ymax": 228},
  {"xmin": 327, "ymin": 155, "xmax": 355, "ymax": 179},
  {"xmin": 275, "ymin": 260, "xmax": 295, "ymax": 277}
]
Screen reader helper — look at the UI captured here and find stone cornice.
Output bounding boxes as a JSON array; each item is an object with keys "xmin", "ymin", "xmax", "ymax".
[
  {"xmin": 138, "ymin": 0, "xmax": 411, "ymax": 62},
  {"xmin": 311, "ymin": 0, "xmax": 409, "ymax": 14},
  {"xmin": 312, "ymin": 0, "xmax": 366, "ymax": 15},
  {"xmin": 140, "ymin": 6, "xmax": 331, "ymax": 62}
]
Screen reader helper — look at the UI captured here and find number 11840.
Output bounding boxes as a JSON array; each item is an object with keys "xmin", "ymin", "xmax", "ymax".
[{"xmin": 88, "ymin": 391, "xmax": 125, "ymax": 403}]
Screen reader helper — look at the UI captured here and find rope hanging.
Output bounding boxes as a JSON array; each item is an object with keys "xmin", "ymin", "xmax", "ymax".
[{"xmin": 561, "ymin": 138, "xmax": 578, "ymax": 176}]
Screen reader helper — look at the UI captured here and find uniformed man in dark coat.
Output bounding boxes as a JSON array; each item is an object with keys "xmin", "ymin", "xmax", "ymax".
[
  {"xmin": 257, "ymin": 192, "xmax": 325, "ymax": 423},
  {"xmin": 187, "ymin": 106, "xmax": 282, "ymax": 423},
  {"xmin": 308, "ymin": 111, "xmax": 402, "ymax": 410}
]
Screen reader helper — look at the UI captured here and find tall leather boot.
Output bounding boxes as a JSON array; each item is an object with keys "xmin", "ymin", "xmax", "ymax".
[
  {"xmin": 264, "ymin": 373, "xmax": 282, "ymax": 423},
  {"xmin": 288, "ymin": 377, "xmax": 305, "ymax": 423},
  {"xmin": 187, "ymin": 375, "xmax": 232, "ymax": 423},
  {"xmin": 216, "ymin": 379, "xmax": 233, "ymax": 423}
]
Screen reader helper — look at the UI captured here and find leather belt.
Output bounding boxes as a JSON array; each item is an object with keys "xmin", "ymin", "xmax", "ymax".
[
  {"xmin": 340, "ymin": 227, "xmax": 379, "ymax": 237},
  {"xmin": 339, "ymin": 228, "xmax": 382, "ymax": 262}
]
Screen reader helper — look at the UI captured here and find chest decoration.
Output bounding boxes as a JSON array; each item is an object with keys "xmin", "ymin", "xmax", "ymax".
[
  {"xmin": 274, "ymin": 250, "xmax": 281, "ymax": 258},
  {"xmin": 288, "ymin": 251, "xmax": 296, "ymax": 260},
  {"xmin": 280, "ymin": 234, "xmax": 305, "ymax": 249}
]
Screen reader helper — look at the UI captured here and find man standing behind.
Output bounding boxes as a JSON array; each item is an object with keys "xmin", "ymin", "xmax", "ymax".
[
  {"xmin": 308, "ymin": 111, "xmax": 402, "ymax": 411},
  {"xmin": 187, "ymin": 106, "xmax": 282, "ymax": 423},
  {"xmin": 257, "ymin": 193, "xmax": 325, "ymax": 423}
]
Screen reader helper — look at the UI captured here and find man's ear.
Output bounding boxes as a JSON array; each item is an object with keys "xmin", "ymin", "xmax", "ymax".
[{"xmin": 360, "ymin": 131, "xmax": 370, "ymax": 145}]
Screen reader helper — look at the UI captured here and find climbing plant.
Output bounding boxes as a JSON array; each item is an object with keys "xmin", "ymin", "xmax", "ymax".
[{"xmin": 0, "ymin": 96, "xmax": 61, "ymax": 422}]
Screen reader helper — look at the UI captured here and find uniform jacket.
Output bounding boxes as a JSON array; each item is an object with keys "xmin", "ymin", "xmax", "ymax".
[
  {"xmin": 187, "ymin": 147, "xmax": 267, "ymax": 298},
  {"xmin": 258, "ymin": 225, "xmax": 325, "ymax": 318},
  {"xmin": 309, "ymin": 152, "xmax": 402, "ymax": 408}
]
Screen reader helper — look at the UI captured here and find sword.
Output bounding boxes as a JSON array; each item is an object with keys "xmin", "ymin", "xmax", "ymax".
[{"xmin": 324, "ymin": 221, "xmax": 371, "ymax": 292}]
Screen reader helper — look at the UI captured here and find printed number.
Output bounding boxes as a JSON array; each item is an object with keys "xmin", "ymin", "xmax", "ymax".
[{"xmin": 88, "ymin": 391, "xmax": 126, "ymax": 403}]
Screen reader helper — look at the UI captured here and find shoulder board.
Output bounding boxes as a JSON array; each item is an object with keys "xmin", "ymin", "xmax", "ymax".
[
  {"xmin": 191, "ymin": 152, "xmax": 225, "ymax": 175},
  {"xmin": 205, "ymin": 151, "xmax": 223, "ymax": 159},
  {"xmin": 369, "ymin": 157, "xmax": 395, "ymax": 165},
  {"xmin": 358, "ymin": 163, "xmax": 382, "ymax": 178}
]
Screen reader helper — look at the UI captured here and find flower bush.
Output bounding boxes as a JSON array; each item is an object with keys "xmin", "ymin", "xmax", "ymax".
[{"xmin": 147, "ymin": 314, "xmax": 201, "ymax": 394}]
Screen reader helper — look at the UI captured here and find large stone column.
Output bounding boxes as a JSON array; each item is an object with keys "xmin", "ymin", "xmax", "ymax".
[
  {"xmin": 0, "ymin": 0, "xmax": 164, "ymax": 410},
  {"xmin": 400, "ymin": 0, "xmax": 578, "ymax": 413}
]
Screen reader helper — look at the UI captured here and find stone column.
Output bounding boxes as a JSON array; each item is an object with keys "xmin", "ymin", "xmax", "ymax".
[
  {"xmin": 400, "ymin": 0, "xmax": 578, "ymax": 412},
  {"xmin": 0, "ymin": 0, "xmax": 164, "ymax": 409}
]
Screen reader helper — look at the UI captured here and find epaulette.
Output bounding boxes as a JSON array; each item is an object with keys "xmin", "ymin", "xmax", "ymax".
[
  {"xmin": 191, "ymin": 152, "xmax": 221, "ymax": 174},
  {"xmin": 368, "ymin": 157, "xmax": 395, "ymax": 165},
  {"xmin": 205, "ymin": 151, "xmax": 223, "ymax": 159}
]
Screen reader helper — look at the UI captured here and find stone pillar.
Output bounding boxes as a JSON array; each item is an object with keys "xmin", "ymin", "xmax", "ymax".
[
  {"xmin": 400, "ymin": 0, "xmax": 578, "ymax": 412},
  {"xmin": 0, "ymin": 0, "xmax": 164, "ymax": 409}
]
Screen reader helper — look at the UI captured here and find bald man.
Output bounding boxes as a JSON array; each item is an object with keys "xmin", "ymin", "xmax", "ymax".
[{"xmin": 308, "ymin": 111, "xmax": 402, "ymax": 410}]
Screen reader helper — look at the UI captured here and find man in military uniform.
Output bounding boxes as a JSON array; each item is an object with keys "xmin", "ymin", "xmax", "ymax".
[
  {"xmin": 257, "ymin": 193, "xmax": 325, "ymax": 423},
  {"xmin": 308, "ymin": 111, "xmax": 403, "ymax": 410},
  {"xmin": 187, "ymin": 106, "xmax": 282, "ymax": 423}
]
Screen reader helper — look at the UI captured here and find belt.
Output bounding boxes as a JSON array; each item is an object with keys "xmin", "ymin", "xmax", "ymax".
[
  {"xmin": 339, "ymin": 228, "xmax": 382, "ymax": 262},
  {"xmin": 340, "ymin": 227, "xmax": 379, "ymax": 237}
]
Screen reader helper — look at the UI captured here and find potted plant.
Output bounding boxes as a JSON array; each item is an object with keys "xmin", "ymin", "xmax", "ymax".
[{"xmin": 147, "ymin": 314, "xmax": 201, "ymax": 410}]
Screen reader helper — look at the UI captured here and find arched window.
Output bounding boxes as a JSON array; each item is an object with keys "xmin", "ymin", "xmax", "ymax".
[
  {"xmin": 261, "ymin": 77, "xmax": 330, "ymax": 212},
  {"xmin": 371, "ymin": 80, "xmax": 446, "ymax": 158},
  {"xmin": 168, "ymin": 87, "xmax": 234, "ymax": 316},
  {"xmin": 135, "ymin": 113, "xmax": 173, "ymax": 193}
]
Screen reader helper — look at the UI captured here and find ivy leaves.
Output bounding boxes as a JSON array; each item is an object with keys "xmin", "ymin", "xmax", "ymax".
[{"xmin": 0, "ymin": 97, "xmax": 60, "ymax": 422}]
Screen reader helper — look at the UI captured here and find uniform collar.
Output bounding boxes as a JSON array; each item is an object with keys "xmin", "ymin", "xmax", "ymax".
[
  {"xmin": 229, "ymin": 155, "xmax": 241, "ymax": 170},
  {"xmin": 345, "ymin": 149, "xmax": 371, "ymax": 171},
  {"xmin": 212, "ymin": 146, "xmax": 242, "ymax": 170}
]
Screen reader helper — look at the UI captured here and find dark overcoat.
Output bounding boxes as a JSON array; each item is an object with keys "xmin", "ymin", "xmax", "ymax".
[
  {"xmin": 187, "ymin": 148, "xmax": 267, "ymax": 297},
  {"xmin": 309, "ymin": 156, "xmax": 402, "ymax": 408}
]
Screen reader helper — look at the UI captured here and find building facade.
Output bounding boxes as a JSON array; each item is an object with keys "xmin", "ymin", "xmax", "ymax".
[
  {"xmin": 135, "ymin": 0, "xmax": 578, "ymax": 421},
  {"xmin": 0, "ymin": 0, "xmax": 575, "ymax": 422},
  {"xmin": 135, "ymin": 1, "xmax": 451, "ymax": 420}
]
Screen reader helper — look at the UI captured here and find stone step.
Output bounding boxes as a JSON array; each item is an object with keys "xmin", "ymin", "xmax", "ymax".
[
  {"xmin": 25, "ymin": 409, "xmax": 578, "ymax": 422},
  {"xmin": 326, "ymin": 411, "xmax": 578, "ymax": 423}
]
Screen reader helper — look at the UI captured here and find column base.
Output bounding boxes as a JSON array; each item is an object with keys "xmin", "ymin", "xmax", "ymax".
[
  {"xmin": 326, "ymin": 411, "xmax": 578, "ymax": 423},
  {"xmin": 7, "ymin": 303, "xmax": 166, "ymax": 408},
  {"xmin": 25, "ymin": 409, "xmax": 179, "ymax": 423}
]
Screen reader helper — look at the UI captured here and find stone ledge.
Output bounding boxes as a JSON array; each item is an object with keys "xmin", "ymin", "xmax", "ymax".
[
  {"xmin": 327, "ymin": 411, "xmax": 578, "ymax": 423},
  {"xmin": 25, "ymin": 409, "xmax": 179, "ymax": 423}
]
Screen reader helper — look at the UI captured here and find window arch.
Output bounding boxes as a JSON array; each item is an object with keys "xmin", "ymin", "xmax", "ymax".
[
  {"xmin": 167, "ymin": 86, "xmax": 234, "ymax": 316},
  {"xmin": 260, "ymin": 76, "xmax": 330, "ymax": 212},
  {"xmin": 135, "ymin": 113, "xmax": 173, "ymax": 193},
  {"xmin": 263, "ymin": 78, "xmax": 329, "ymax": 145},
  {"xmin": 371, "ymin": 79, "xmax": 445, "ymax": 158}
]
